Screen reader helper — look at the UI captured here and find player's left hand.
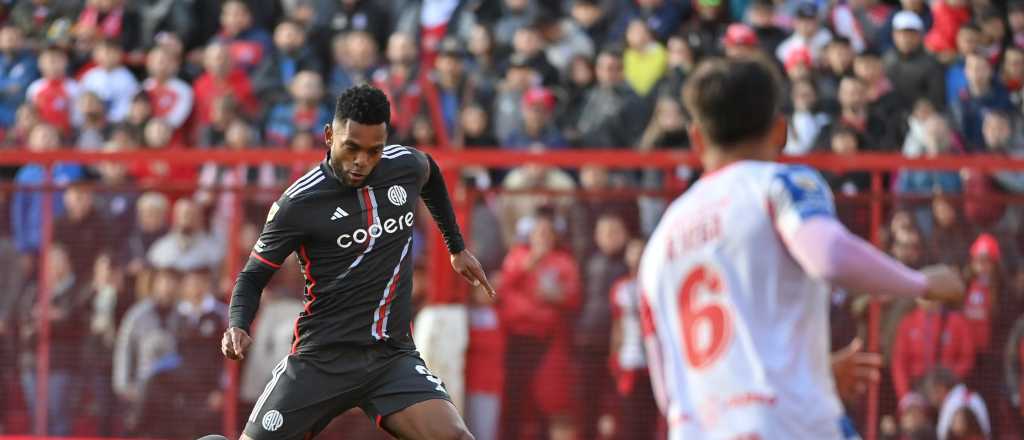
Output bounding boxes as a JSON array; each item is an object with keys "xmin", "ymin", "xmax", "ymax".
[
  {"xmin": 831, "ymin": 338, "xmax": 882, "ymax": 403},
  {"xmin": 451, "ymin": 250, "xmax": 496, "ymax": 297}
]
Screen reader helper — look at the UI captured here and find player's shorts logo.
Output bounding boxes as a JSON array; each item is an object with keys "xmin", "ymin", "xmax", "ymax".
[
  {"xmin": 262, "ymin": 409, "xmax": 283, "ymax": 432},
  {"xmin": 388, "ymin": 185, "xmax": 407, "ymax": 206}
]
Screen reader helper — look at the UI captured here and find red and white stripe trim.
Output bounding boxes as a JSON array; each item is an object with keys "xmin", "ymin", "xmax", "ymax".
[
  {"xmin": 372, "ymin": 235, "xmax": 413, "ymax": 340},
  {"xmin": 337, "ymin": 186, "xmax": 379, "ymax": 281}
]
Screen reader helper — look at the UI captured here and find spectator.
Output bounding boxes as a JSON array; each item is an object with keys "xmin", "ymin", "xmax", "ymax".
[
  {"xmin": 119, "ymin": 191, "xmax": 169, "ymax": 283},
  {"xmin": 498, "ymin": 211, "xmax": 581, "ymax": 440},
  {"xmin": 328, "ymin": 31, "xmax": 379, "ymax": 98},
  {"xmin": 9, "ymin": 0, "xmax": 81, "ymax": 47},
  {"xmin": 374, "ymin": 32, "xmax": 428, "ymax": 144},
  {"xmin": 251, "ymin": 19, "xmax": 323, "ymax": 106},
  {"xmin": 494, "ymin": 0, "xmax": 534, "ymax": 48},
  {"xmin": 895, "ymin": 114, "xmax": 963, "ymax": 194},
  {"xmin": 310, "ymin": 0, "xmax": 392, "ymax": 57},
  {"xmin": 722, "ymin": 23, "xmax": 762, "ymax": 60},
  {"xmin": 142, "ymin": 47, "xmax": 193, "ymax": 138},
  {"xmin": 264, "ymin": 70, "xmax": 331, "ymax": 146},
  {"xmin": 878, "ymin": 0, "xmax": 934, "ymax": 52},
  {"xmin": 927, "ymin": 194, "xmax": 974, "ymax": 266},
  {"xmin": 197, "ymin": 95, "xmax": 240, "ymax": 148},
  {"xmin": 499, "ymin": 159, "xmax": 576, "ymax": 255},
  {"xmin": 783, "ymin": 46, "xmax": 814, "ymax": 83},
  {"xmin": 608, "ymin": 238, "xmax": 657, "ymax": 440},
  {"xmin": 853, "ymin": 48, "xmax": 902, "ymax": 122},
  {"xmin": 623, "ymin": 19, "xmax": 666, "ymax": 97},
  {"xmin": 880, "ymin": 391, "xmax": 936, "ymax": 440},
  {"xmin": 986, "ymin": 111, "xmax": 1024, "ymax": 194},
  {"xmin": 944, "ymin": 24, "xmax": 981, "ymax": 109},
  {"xmin": 924, "ymin": 0, "xmax": 971, "ymax": 61},
  {"xmin": 73, "ymin": 91, "xmax": 110, "ymax": 150},
  {"xmin": 457, "ymin": 104, "xmax": 498, "ymax": 148},
  {"xmin": 963, "ymin": 234, "xmax": 1001, "ymax": 355},
  {"xmin": 746, "ymin": 0, "xmax": 787, "ymax": 56},
  {"xmin": 776, "ymin": 2, "xmax": 833, "ymax": 65},
  {"xmin": 570, "ymin": 0, "xmax": 612, "ymax": 50},
  {"xmin": 612, "ymin": 0, "xmax": 686, "ymax": 42},
  {"xmin": 11, "ymin": 124, "xmax": 83, "ymax": 254},
  {"xmin": 829, "ymin": 0, "xmax": 892, "ymax": 52},
  {"xmin": 815, "ymin": 76, "xmax": 895, "ymax": 151},
  {"xmin": 26, "ymin": 46, "xmax": 80, "ymax": 136},
  {"xmin": 785, "ymin": 79, "xmax": 830, "ymax": 155},
  {"xmin": 885, "ymin": 10, "xmax": 946, "ymax": 113},
  {"xmin": 80, "ymin": 38, "xmax": 139, "ymax": 123},
  {"xmin": 53, "ymin": 179, "xmax": 113, "ymax": 280},
  {"xmin": 504, "ymin": 86, "xmax": 565, "ymax": 149},
  {"xmin": 93, "ymin": 136, "xmax": 136, "ymax": 230},
  {"xmin": 192, "ymin": 42, "xmax": 260, "ymax": 132},
  {"xmin": 430, "ymin": 38, "xmax": 476, "ymax": 138},
  {"xmin": 147, "ymin": 197, "xmax": 224, "ymax": 272},
  {"xmin": 977, "ymin": 7, "xmax": 1006, "ymax": 65},
  {"xmin": 173, "ymin": 266, "xmax": 227, "ymax": 434},
  {"xmin": 1002, "ymin": 46, "xmax": 1024, "ymax": 113},
  {"xmin": 950, "ymin": 53, "xmax": 1014, "ymax": 151},
  {"xmin": 816, "ymin": 37, "xmax": 855, "ymax": 111},
  {"xmin": 82, "ymin": 253, "xmax": 128, "ymax": 436},
  {"xmin": 0, "ymin": 26, "xmax": 38, "ymax": 129},
  {"xmin": 681, "ymin": 0, "xmax": 729, "ymax": 60},
  {"xmin": 492, "ymin": 54, "xmax": 536, "ymax": 144},
  {"xmin": 124, "ymin": 93, "xmax": 152, "ymax": 137},
  {"xmin": 508, "ymin": 23, "xmax": 560, "ymax": 86},
  {"xmin": 577, "ymin": 49, "xmax": 648, "ymax": 148},
  {"xmin": 112, "ymin": 266, "xmax": 180, "ymax": 434},
  {"xmin": 536, "ymin": 13, "xmax": 594, "ymax": 76},
  {"xmin": 212, "ymin": 0, "xmax": 273, "ymax": 72},
  {"xmin": 465, "ymin": 24, "xmax": 500, "ymax": 106},
  {"xmin": 15, "ymin": 243, "xmax": 88, "ymax": 436},
  {"xmin": 638, "ymin": 96, "xmax": 690, "ymax": 150},
  {"xmin": 74, "ymin": 0, "xmax": 142, "ymax": 53},
  {"xmin": 1012, "ymin": 1, "xmax": 1024, "ymax": 49},
  {"xmin": 576, "ymin": 212, "xmax": 630, "ymax": 440},
  {"xmin": 891, "ymin": 298, "xmax": 975, "ymax": 399},
  {"xmin": 5, "ymin": 102, "xmax": 38, "ymax": 147},
  {"xmin": 558, "ymin": 54, "xmax": 593, "ymax": 143},
  {"xmin": 465, "ymin": 282, "xmax": 504, "ymax": 440}
]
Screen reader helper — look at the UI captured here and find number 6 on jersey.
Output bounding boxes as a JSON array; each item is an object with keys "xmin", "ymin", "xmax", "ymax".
[{"xmin": 679, "ymin": 265, "xmax": 732, "ymax": 369}]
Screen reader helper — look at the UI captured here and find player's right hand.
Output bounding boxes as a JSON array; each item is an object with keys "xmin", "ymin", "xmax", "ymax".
[
  {"xmin": 920, "ymin": 265, "xmax": 966, "ymax": 305},
  {"xmin": 221, "ymin": 327, "xmax": 252, "ymax": 361}
]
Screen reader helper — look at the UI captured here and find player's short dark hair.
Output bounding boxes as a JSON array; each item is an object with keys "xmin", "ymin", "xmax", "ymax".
[
  {"xmin": 334, "ymin": 84, "xmax": 391, "ymax": 126},
  {"xmin": 682, "ymin": 56, "xmax": 782, "ymax": 149}
]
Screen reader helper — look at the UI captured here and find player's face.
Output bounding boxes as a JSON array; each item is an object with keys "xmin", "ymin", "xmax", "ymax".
[{"xmin": 326, "ymin": 119, "xmax": 387, "ymax": 187}]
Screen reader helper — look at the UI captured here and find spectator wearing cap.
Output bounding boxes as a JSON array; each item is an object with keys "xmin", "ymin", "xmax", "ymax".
[
  {"xmin": 885, "ymin": 10, "xmax": 946, "ymax": 113},
  {"xmin": 623, "ymin": 19, "xmax": 667, "ymax": 96},
  {"xmin": 142, "ymin": 47, "xmax": 193, "ymax": 141},
  {"xmin": 80, "ymin": 39, "xmax": 139, "ymax": 123},
  {"xmin": 251, "ymin": 20, "xmax": 324, "ymax": 107},
  {"xmin": 746, "ymin": 0, "xmax": 788, "ymax": 56},
  {"xmin": 192, "ymin": 42, "xmax": 260, "ymax": 135},
  {"xmin": 27, "ymin": 46, "xmax": 80, "ymax": 137},
  {"xmin": 212, "ymin": 0, "xmax": 273, "ymax": 73},
  {"xmin": 264, "ymin": 71, "xmax": 332, "ymax": 147},
  {"xmin": 950, "ymin": 53, "xmax": 1014, "ymax": 151},
  {"xmin": 924, "ymin": 0, "xmax": 971, "ymax": 59},
  {"xmin": 0, "ymin": 26, "xmax": 38, "ymax": 129},
  {"xmin": 1010, "ymin": 1, "xmax": 1024, "ymax": 49},
  {"xmin": 536, "ymin": 12, "xmax": 594, "ymax": 76},
  {"xmin": 504, "ymin": 87, "xmax": 566, "ymax": 149},
  {"xmin": 878, "ymin": 0, "xmax": 933, "ymax": 53},
  {"xmin": 611, "ymin": 0, "xmax": 687, "ymax": 42},
  {"xmin": 783, "ymin": 46, "xmax": 814, "ymax": 82},
  {"xmin": 830, "ymin": 0, "xmax": 892, "ymax": 53},
  {"xmin": 776, "ymin": 2, "xmax": 833, "ymax": 66},
  {"xmin": 961, "ymin": 235, "xmax": 1003, "ymax": 413},
  {"xmin": 328, "ymin": 31, "xmax": 379, "ymax": 98},
  {"xmin": 722, "ymin": 23, "xmax": 761, "ymax": 59},
  {"xmin": 576, "ymin": 49, "xmax": 648, "ymax": 148},
  {"xmin": 891, "ymin": 296, "xmax": 975, "ymax": 400}
]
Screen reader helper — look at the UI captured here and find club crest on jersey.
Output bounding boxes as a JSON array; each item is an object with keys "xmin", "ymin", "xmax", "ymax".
[
  {"xmin": 262, "ymin": 410, "xmax": 283, "ymax": 431},
  {"xmin": 388, "ymin": 185, "xmax": 407, "ymax": 206}
]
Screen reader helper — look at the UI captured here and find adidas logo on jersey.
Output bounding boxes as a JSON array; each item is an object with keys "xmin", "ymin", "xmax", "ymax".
[{"xmin": 330, "ymin": 206, "xmax": 349, "ymax": 221}]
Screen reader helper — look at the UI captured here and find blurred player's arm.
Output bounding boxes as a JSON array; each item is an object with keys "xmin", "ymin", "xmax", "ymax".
[
  {"xmin": 224, "ymin": 199, "xmax": 304, "ymax": 359},
  {"xmin": 770, "ymin": 166, "xmax": 963, "ymax": 302},
  {"xmin": 417, "ymin": 151, "xmax": 496, "ymax": 296}
]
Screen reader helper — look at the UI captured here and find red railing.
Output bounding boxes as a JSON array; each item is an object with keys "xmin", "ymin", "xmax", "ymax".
[{"xmin": 6, "ymin": 148, "xmax": 1024, "ymax": 440}]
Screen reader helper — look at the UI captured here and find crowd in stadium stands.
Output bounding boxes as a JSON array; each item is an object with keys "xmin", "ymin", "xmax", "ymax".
[{"xmin": 5, "ymin": 0, "xmax": 1024, "ymax": 439}]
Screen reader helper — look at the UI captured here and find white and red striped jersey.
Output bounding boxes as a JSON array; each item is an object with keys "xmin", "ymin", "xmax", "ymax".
[
  {"xmin": 143, "ymin": 77, "xmax": 194, "ymax": 129},
  {"xmin": 639, "ymin": 161, "xmax": 846, "ymax": 439}
]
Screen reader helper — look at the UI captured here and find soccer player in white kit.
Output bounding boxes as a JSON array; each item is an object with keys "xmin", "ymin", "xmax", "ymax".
[{"xmin": 638, "ymin": 57, "xmax": 965, "ymax": 439}]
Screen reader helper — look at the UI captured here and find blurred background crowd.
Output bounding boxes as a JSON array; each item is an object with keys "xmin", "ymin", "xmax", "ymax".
[{"xmin": 3, "ymin": 0, "xmax": 1024, "ymax": 439}]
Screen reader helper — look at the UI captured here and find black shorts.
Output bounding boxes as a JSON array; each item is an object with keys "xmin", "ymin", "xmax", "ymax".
[{"xmin": 243, "ymin": 344, "xmax": 451, "ymax": 440}]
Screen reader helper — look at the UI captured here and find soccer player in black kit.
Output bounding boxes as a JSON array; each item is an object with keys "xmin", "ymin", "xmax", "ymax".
[{"xmin": 220, "ymin": 85, "xmax": 494, "ymax": 440}]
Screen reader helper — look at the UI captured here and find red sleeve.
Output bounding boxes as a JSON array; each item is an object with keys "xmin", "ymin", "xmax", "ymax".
[
  {"xmin": 949, "ymin": 314, "xmax": 975, "ymax": 379},
  {"xmin": 892, "ymin": 318, "xmax": 911, "ymax": 399}
]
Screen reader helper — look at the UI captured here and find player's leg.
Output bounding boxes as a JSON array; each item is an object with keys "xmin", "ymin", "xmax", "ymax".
[{"xmin": 379, "ymin": 398, "xmax": 473, "ymax": 440}]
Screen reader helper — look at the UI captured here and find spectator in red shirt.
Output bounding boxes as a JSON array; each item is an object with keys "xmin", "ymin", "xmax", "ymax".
[
  {"xmin": 465, "ymin": 284, "xmax": 504, "ymax": 440},
  {"xmin": 192, "ymin": 42, "xmax": 259, "ymax": 135},
  {"xmin": 963, "ymin": 234, "xmax": 1001, "ymax": 355},
  {"xmin": 891, "ymin": 298, "xmax": 975, "ymax": 399},
  {"xmin": 27, "ymin": 46, "xmax": 80, "ymax": 137},
  {"xmin": 212, "ymin": 0, "xmax": 272, "ymax": 73},
  {"xmin": 142, "ymin": 47, "xmax": 193, "ymax": 139},
  {"xmin": 925, "ymin": 0, "xmax": 971, "ymax": 60},
  {"xmin": 498, "ymin": 210, "xmax": 581, "ymax": 440},
  {"xmin": 373, "ymin": 32, "xmax": 428, "ymax": 144},
  {"xmin": 74, "ymin": 0, "xmax": 142, "ymax": 53}
]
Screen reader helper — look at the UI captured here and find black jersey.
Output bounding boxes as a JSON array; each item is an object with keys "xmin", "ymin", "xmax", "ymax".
[{"xmin": 235, "ymin": 145, "xmax": 436, "ymax": 362}]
